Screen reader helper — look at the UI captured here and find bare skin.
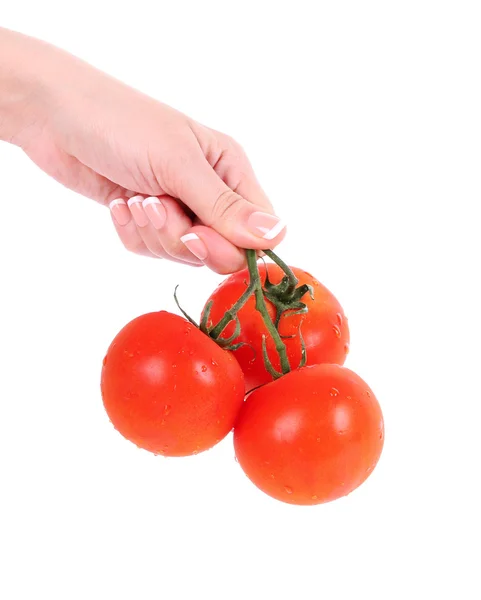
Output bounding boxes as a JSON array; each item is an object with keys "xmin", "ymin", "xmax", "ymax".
[{"xmin": 0, "ymin": 28, "xmax": 285, "ymax": 273}]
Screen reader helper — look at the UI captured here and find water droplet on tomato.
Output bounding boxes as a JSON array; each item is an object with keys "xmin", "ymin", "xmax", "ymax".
[
  {"xmin": 102, "ymin": 355, "xmax": 107, "ymax": 366},
  {"xmin": 270, "ymin": 473, "xmax": 275, "ymax": 479},
  {"xmin": 344, "ymin": 343, "xmax": 350, "ymax": 355},
  {"xmin": 184, "ymin": 328, "xmax": 191, "ymax": 335},
  {"xmin": 336, "ymin": 313, "xmax": 343, "ymax": 326},
  {"xmin": 124, "ymin": 350, "xmax": 134, "ymax": 358},
  {"xmin": 201, "ymin": 365, "xmax": 207, "ymax": 372},
  {"xmin": 284, "ymin": 486, "xmax": 293, "ymax": 494},
  {"xmin": 316, "ymin": 436, "xmax": 321, "ymax": 442},
  {"xmin": 366, "ymin": 390, "xmax": 372, "ymax": 398},
  {"xmin": 163, "ymin": 405, "xmax": 171, "ymax": 416},
  {"xmin": 234, "ymin": 456, "xmax": 239, "ymax": 463},
  {"xmin": 332, "ymin": 325, "xmax": 341, "ymax": 338},
  {"xmin": 330, "ymin": 387, "xmax": 339, "ymax": 397},
  {"xmin": 172, "ymin": 363, "xmax": 177, "ymax": 368},
  {"xmin": 211, "ymin": 359, "xmax": 218, "ymax": 366},
  {"xmin": 379, "ymin": 430, "xmax": 384, "ymax": 440},
  {"xmin": 311, "ymin": 495, "xmax": 318, "ymax": 500}
]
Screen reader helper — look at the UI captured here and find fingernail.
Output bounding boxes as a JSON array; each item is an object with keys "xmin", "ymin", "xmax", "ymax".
[
  {"xmin": 128, "ymin": 195, "xmax": 150, "ymax": 228},
  {"xmin": 180, "ymin": 233, "xmax": 208, "ymax": 261},
  {"xmin": 109, "ymin": 198, "xmax": 131, "ymax": 226},
  {"xmin": 143, "ymin": 197, "xmax": 167, "ymax": 229},
  {"xmin": 247, "ymin": 212, "xmax": 286, "ymax": 240}
]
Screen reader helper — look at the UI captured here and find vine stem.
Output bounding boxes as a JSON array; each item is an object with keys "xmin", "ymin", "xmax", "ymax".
[
  {"xmin": 206, "ymin": 249, "xmax": 291, "ymax": 378},
  {"xmin": 209, "ymin": 248, "xmax": 298, "ymax": 339},
  {"xmin": 263, "ymin": 249, "xmax": 298, "ymax": 293},
  {"xmin": 245, "ymin": 249, "xmax": 291, "ymax": 376},
  {"xmin": 208, "ymin": 276, "xmax": 256, "ymax": 339}
]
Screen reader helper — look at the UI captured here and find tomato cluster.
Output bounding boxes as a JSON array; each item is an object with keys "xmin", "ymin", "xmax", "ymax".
[{"xmin": 101, "ymin": 254, "xmax": 384, "ymax": 505}]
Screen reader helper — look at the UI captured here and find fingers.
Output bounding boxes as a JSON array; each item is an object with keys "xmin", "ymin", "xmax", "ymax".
[
  {"xmin": 149, "ymin": 195, "xmax": 205, "ymax": 264},
  {"xmin": 181, "ymin": 225, "xmax": 246, "ymax": 274},
  {"xmin": 126, "ymin": 196, "xmax": 172, "ymax": 259},
  {"xmin": 109, "ymin": 196, "xmax": 203, "ymax": 266},
  {"xmin": 110, "ymin": 195, "xmax": 249, "ymax": 273},
  {"xmin": 109, "ymin": 205, "xmax": 157, "ymax": 258},
  {"xmin": 170, "ymin": 150, "xmax": 286, "ymax": 251}
]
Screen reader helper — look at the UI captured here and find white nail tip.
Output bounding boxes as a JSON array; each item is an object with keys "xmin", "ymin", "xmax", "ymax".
[
  {"xmin": 180, "ymin": 233, "xmax": 200, "ymax": 243},
  {"xmin": 262, "ymin": 220, "xmax": 286, "ymax": 240},
  {"xmin": 127, "ymin": 195, "xmax": 144, "ymax": 207},
  {"xmin": 142, "ymin": 197, "xmax": 162, "ymax": 208},
  {"xmin": 108, "ymin": 198, "xmax": 127, "ymax": 209}
]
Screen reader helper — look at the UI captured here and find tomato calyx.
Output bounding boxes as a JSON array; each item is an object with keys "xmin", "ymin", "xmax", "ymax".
[
  {"xmin": 206, "ymin": 249, "xmax": 310, "ymax": 379},
  {"xmin": 196, "ymin": 250, "xmax": 291, "ymax": 377},
  {"xmin": 262, "ymin": 249, "xmax": 315, "ymax": 329},
  {"xmin": 176, "ymin": 248, "xmax": 309, "ymax": 380}
]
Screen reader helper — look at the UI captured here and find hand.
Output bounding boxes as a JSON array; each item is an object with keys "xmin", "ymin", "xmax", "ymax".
[{"xmin": 1, "ymin": 29, "xmax": 285, "ymax": 273}]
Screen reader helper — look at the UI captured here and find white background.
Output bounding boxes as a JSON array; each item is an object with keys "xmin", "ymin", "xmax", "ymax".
[{"xmin": 1, "ymin": 1, "xmax": 480, "ymax": 598}]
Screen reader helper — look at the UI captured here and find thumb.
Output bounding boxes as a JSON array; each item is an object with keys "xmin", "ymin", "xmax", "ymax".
[{"xmin": 172, "ymin": 153, "xmax": 286, "ymax": 250}]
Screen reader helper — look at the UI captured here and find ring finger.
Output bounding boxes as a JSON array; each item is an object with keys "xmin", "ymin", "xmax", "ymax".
[{"xmin": 127, "ymin": 195, "xmax": 203, "ymax": 265}]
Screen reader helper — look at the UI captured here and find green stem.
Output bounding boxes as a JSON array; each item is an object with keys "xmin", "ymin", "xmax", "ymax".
[
  {"xmin": 208, "ymin": 273, "xmax": 256, "ymax": 339},
  {"xmin": 246, "ymin": 250, "xmax": 291, "ymax": 376},
  {"xmin": 174, "ymin": 285, "xmax": 199, "ymax": 328},
  {"xmin": 263, "ymin": 249, "xmax": 298, "ymax": 293}
]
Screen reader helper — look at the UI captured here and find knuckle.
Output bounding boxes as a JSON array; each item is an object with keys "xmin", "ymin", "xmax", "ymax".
[
  {"xmin": 225, "ymin": 138, "xmax": 246, "ymax": 163},
  {"xmin": 123, "ymin": 238, "xmax": 144, "ymax": 255},
  {"xmin": 164, "ymin": 239, "xmax": 188, "ymax": 260},
  {"xmin": 223, "ymin": 134, "xmax": 243, "ymax": 153},
  {"xmin": 208, "ymin": 189, "xmax": 244, "ymax": 226},
  {"xmin": 102, "ymin": 187, "xmax": 126, "ymax": 207}
]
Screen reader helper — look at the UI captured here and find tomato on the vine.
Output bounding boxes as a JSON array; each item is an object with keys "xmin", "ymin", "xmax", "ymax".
[
  {"xmin": 101, "ymin": 311, "xmax": 245, "ymax": 457},
  {"xmin": 204, "ymin": 264, "xmax": 350, "ymax": 390},
  {"xmin": 234, "ymin": 364, "xmax": 384, "ymax": 505}
]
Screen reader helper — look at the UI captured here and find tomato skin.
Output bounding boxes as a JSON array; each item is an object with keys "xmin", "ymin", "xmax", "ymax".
[
  {"xmin": 204, "ymin": 264, "xmax": 350, "ymax": 390},
  {"xmin": 234, "ymin": 364, "xmax": 384, "ymax": 505},
  {"xmin": 101, "ymin": 311, "xmax": 245, "ymax": 457}
]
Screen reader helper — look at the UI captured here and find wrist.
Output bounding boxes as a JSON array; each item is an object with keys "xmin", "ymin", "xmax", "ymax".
[{"xmin": 0, "ymin": 28, "xmax": 53, "ymax": 146}]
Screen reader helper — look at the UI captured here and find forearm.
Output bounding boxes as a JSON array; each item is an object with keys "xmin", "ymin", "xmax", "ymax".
[
  {"xmin": 0, "ymin": 27, "xmax": 127, "ymax": 150},
  {"xmin": 0, "ymin": 28, "xmax": 57, "ymax": 146}
]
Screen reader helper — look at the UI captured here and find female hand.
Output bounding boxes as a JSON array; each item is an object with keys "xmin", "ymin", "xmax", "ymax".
[{"xmin": 0, "ymin": 28, "xmax": 285, "ymax": 273}]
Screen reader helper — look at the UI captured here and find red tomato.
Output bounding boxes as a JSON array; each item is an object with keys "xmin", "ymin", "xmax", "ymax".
[
  {"xmin": 234, "ymin": 364, "xmax": 384, "ymax": 505},
  {"xmin": 101, "ymin": 311, "xmax": 245, "ymax": 457},
  {"xmin": 204, "ymin": 264, "xmax": 350, "ymax": 390}
]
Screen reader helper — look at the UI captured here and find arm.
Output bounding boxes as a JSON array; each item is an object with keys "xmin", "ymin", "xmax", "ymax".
[
  {"xmin": 0, "ymin": 28, "xmax": 46, "ymax": 144},
  {"xmin": 0, "ymin": 27, "xmax": 285, "ymax": 274}
]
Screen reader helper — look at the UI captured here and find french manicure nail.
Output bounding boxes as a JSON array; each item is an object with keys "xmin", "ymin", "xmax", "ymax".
[
  {"xmin": 143, "ymin": 197, "xmax": 167, "ymax": 229},
  {"xmin": 180, "ymin": 233, "xmax": 208, "ymax": 261},
  {"xmin": 247, "ymin": 212, "xmax": 286, "ymax": 240},
  {"xmin": 109, "ymin": 198, "xmax": 131, "ymax": 226},
  {"xmin": 128, "ymin": 195, "xmax": 150, "ymax": 228}
]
